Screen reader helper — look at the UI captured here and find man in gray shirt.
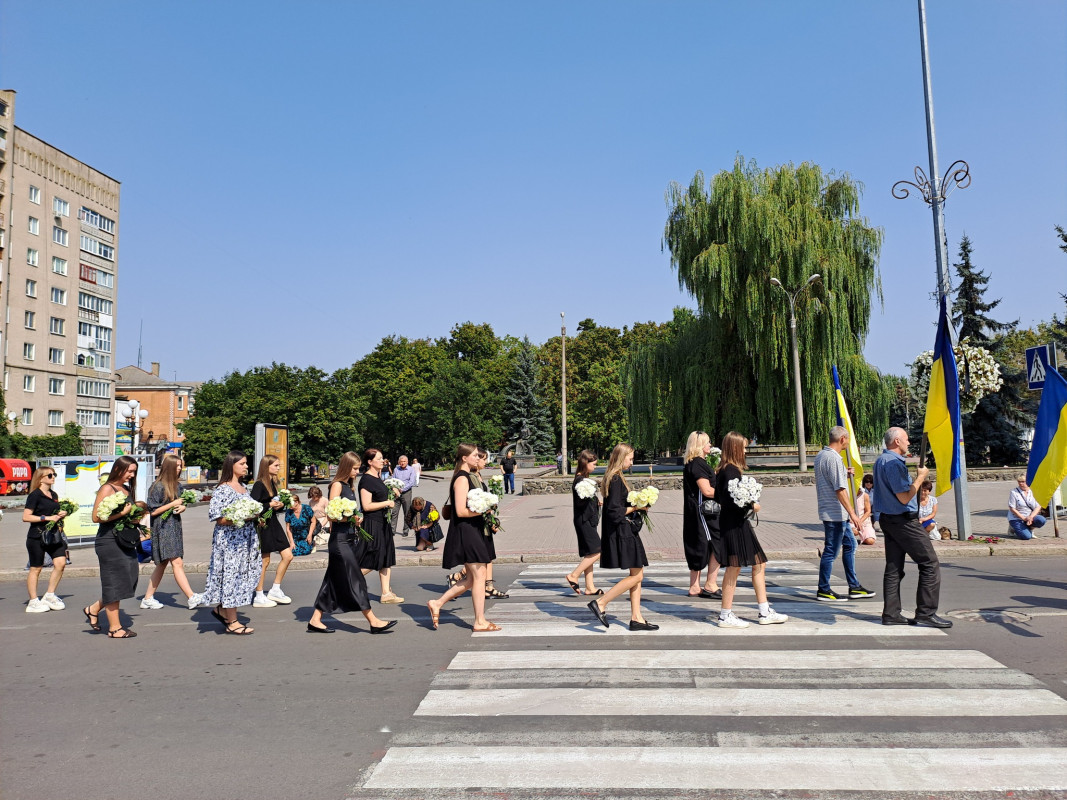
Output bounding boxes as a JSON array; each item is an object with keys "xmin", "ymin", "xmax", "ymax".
[{"xmin": 815, "ymin": 426, "xmax": 875, "ymax": 602}]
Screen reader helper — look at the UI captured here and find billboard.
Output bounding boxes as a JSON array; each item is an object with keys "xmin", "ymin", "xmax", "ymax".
[
  {"xmin": 254, "ymin": 423, "xmax": 289, "ymax": 489},
  {"xmin": 40, "ymin": 455, "xmax": 156, "ymax": 542}
]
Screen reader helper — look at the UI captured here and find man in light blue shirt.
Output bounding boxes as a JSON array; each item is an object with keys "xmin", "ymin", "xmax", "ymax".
[
  {"xmin": 871, "ymin": 427, "xmax": 950, "ymax": 628},
  {"xmin": 390, "ymin": 455, "xmax": 418, "ymax": 536}
]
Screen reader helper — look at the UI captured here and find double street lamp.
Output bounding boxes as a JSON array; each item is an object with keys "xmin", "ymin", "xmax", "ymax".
[
  {"xmin": 770, "ymin": 274, "xmax": 821, "ymax": 472},
  {"xmin": 118, "ymin": 399, "xmax": 149, "ymax": 454}
]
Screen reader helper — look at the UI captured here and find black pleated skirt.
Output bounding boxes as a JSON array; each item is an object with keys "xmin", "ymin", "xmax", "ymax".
[
  {"xmin": 720, "ymin": 519, "xmax": 767, "ymax": 568},
  {"xmin": 314, "ymin": 528, "xmax": 371, "ymax": 614},
  {"xmin": 358, "ymin": 511, "xmax": 396, "ymax": 571}
]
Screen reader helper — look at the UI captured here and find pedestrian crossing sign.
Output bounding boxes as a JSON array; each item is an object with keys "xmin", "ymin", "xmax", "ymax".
[{"xmin": 1026, "ymin": 345, "xmax": 1053, "ymax": 391}]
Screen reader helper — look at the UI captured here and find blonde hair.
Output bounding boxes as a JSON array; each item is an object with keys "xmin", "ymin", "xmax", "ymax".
[
  {"xmin": 718, "ymin": 431, "xmax": 747, "ymax": 473},
  {"xmin": 684, "ymin": 431, "xmax": 710, "ymax": 464},
  {"xmin": 600, "ymin": 443, "xmax": 634, "ymax": 497},
  {"xmin": 334, "ymin": 452, "xmax": 361, "ymax": 487},
  {"xmin": 29, "ymin": 466, "xmax": 55, "ymax": 495},
  {"xmin": 154, "ymin": 454, "xmax": 183, "ymax": 502},
  {"xmin": 255, "ymin": 455, "xmax": 279, "ymax": 495}
]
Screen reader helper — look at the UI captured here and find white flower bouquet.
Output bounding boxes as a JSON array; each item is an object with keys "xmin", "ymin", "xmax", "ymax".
[
  {"xmin": 467, "ymin": 487, "xmax": 501, "ymax": 535},
  {"xmin": 160, "ymin": 490, "xmax": 199, "ymax": 522},
  {"xmin": 487, "ymin": 474, "xmax": 504, "ymax": 498},
  {"xmin": 384, "ymin": 478, "xmax": 405, "ymax": 501},
  {"xmin": 220, "ymin": 496, "xmax": 265, "ymax": 528},
  {"xmin": 115, "ymin": 503, "xmax": 148, "ymax": 532},
  {"xmin": 45, "ymin": 499, "xmax": 80, "ymax": 531},
  {"xmin": 707, "ymin": 447, "xmax": 722, "ymax": 470},
  {"xmin": 327, "ymin": 496, "xmax": 371, "ymax": 541},
  {"xmin": 96, "ymin": 491, "xmax": 129, "ymax": 521},
  {"xmin": 728, "ymin": 476, "xmax": 763, "ymax": 518},
  {"xmin": 627, "ymin": 485, "xmax": 660, "ymax": 530},
  {"xmin": 276, "ymin": 489, "xmax": 293, "ymax": 507},
  {"xmin": 575, "ymin": 478, "xmax": 598, "ymax": 500}
]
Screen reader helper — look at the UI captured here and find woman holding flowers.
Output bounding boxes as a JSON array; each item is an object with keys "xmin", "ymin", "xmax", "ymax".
[
  {"xmin": 714, "ymin": 431, "xmax": 787, "ymax": 628},
  {"xmin": 84, "ymin": 456, "xmax": 140, "ymax": 638},
  {"xmin": 308, "ymin": 451, "xmax": 396, "ymax": 634},
  {"xmin": 427, "ymin": 443, "xmax": 500, "ymax": 632},
  {"xmin": 682, "ymin": 431, "xmax": 724, "ymax": 600},
  {"xmin": 252, "ymin": 455, "xmax": 294, "ymax": 607},
  {"xmin": 587, "ymin": 443, "xmax": 658, "ymax": 631},
  {"xmin": 408, "ymin": 497, "xmax": 440, "ymax": 551},
  {"xmin": 141, "ymin": 454, "xmax": 200, "ymax": 610},
  {"xmin": 565, "ymin": 449, "xmax": 602, "ymax": 596},
  {"xmin": 23, "ymin": 466, "xmax": 73, "ymax": 613},
  {"xmin": 358, "ymin": 448, "xmax": 402, "ymax": 604},
  {"xmin": 202, "ymin": 451, "xmax": 262, "ymax": 635},
  {"xmin": 444, "ymin": 447, "xmax": 508, "ymax": 599}
]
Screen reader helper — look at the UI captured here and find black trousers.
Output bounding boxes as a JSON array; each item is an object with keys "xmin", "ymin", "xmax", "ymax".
[{"xmin": 880, "ymin": 513, "xmax": 941, "ymax": 619}]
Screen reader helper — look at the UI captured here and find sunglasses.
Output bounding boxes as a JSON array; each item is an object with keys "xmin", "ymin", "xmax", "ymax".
[{"xmin": 43, "ymin": 473, "xmax": 56, "ymax": 478}]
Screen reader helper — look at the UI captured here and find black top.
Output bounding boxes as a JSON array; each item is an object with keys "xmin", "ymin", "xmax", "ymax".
[
  {"xmin": 602, "ymin": 475, "xmax": 629, "ymax": 530},
  {"xmin": 359, "ymin": 473, "xmax": 388, "ymax": 506},
  {"xmin": 251, "ymin": 480, "xmax": 285, "ymax": 535},
  {"xmin": 501, "ymin": 457, "xmax": 517, "ymax": 474},
  {"xmin": 714, "ymin": 464, "xmax": 747, "ymax": 531},
  {"xmin": 26, "ymin": 488, "xmax": 60, "ymax": 538},
  {"xmin": 683, "ymin": 458, "xmax": 714, "ymax": 506},
  {"xmin": 572, "ymin": 475, "xmax": 600, "ymax": 531}
]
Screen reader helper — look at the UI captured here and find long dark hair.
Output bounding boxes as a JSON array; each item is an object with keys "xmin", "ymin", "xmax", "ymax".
[
  {"xmin": 105, "ymin": 455, "xmax": 139, "ymax": 502},
  {"xmin": 576, "ymin": 449, "xmax": 597, "ymax": 478},
  {"xmin": 220, "ymin": 450, "xmax": 247, "ymax": 484},
  {"xmin": 334, "ymin": 451, "xmax": 361, "ymax": 487},
  {"xmin": 361, "ymin": 448, "xmax": 382, "ymax": 474},
  {"xmin": 453, "ymin": 443, "xmax": 477, "ymax": 478}
]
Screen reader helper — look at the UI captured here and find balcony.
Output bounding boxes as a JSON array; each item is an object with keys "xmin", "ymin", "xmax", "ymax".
[{"xmin": 78, "ymin": 308, "xmax": 100, "ymax": 323}]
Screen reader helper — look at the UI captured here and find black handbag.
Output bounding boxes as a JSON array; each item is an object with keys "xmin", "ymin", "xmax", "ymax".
[
  {"xmin": 114, "ymin": 526, "xmax": 140, "ymax": 549},
  {"xmin": 428, "ymin": 521, "xmax": 444, "ymax": 543},
  {"xmin": 626, "ymin": 511, "xmax": 644, "ymax": 535},
  {"xmin": 701, "ymin": 498, "xmax": 721, "ymax": 518}
]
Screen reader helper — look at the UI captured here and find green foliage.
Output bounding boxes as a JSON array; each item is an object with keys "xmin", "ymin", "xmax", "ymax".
[
  {"xmin": 0, "ymin": 419, "xmax": 86, "ymax": 461},
  {"xmin": 951, "ymin": 234, "xmax": 1015, "ymax": 342},
  {"xmin": 502, "ymin": 338, "xmax": 553, "ymax": 456}
]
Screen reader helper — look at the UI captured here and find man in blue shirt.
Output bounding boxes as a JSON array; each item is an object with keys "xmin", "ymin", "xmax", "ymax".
[
  {"xmin": 390, "ymin": 456, "xmax": 418, "ymax": 536},
  {"xmin": 871, "ymin": 427, "xmax": 950, "ymax": 628}
]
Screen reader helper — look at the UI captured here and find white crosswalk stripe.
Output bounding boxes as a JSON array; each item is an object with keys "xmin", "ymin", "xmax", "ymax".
[{"xmin": 354, "ymin": 562, "xmax": 1067, "ymax": 796}]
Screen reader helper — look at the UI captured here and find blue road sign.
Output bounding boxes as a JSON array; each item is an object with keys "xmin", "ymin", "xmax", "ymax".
[{"xmin": 1026, "ymin": 345, "xmax": 1052, "ymax": 390}]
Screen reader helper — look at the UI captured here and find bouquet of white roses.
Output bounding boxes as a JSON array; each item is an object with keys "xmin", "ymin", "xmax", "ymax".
[
  {"xmin": 467, "ymin": 487, "xmax": 501, "ymax": 535},
  {"xmin": 575, "ymin": 478, "xmax": 598, "ymax": 500},
  {"xmin": 97, "ymin": 491, "xmax": 129, "ymax": 521},
  {"xmin": 116, "ymin": 503, "xmax": 148, "ymax": 532},
  {"xmin": 160, "ymin": 490, "xmax": 199, "ymax": 522},
  {"xmin": 327, "ymin": 496, "xmax": 371, "ymax": 541},
  {"xmin": 276, "ymin": 489, "xmax": 293, "ymax": 508},
  {"xmin": 487, "ymin": 474, "xmax": 504, "ymax": 498},
  {"xmin": 627, "ymin": 485, "xmax": 660, "ymax": 530},
  {"xmin": 728, "ymin": 476, "xmax": 762, "ymax": 518},
  {"xmin": 707, "ymin": 447, "xmax": 722, "ymax": 470},
  {"xmin": 221, "ymin": 496, "xmax": 265, "ymax": 528},
  {"xmin": 45, "ymin": 499, "xmax": 80, "ymax": 532},
  {"xmin": 384, "ymin": 478, "xmax": 405, "ymax": 501}
]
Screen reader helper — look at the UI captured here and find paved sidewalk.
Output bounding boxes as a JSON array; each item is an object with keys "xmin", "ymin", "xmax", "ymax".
[{"xmin": 1, "ymin": 474, "xmax": 1062, "ymax": 581}]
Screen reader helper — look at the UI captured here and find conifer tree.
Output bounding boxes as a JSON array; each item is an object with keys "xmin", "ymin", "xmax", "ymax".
[
  {"xmin": 502, "ymin": 338, "xmax": 553, "ymax": 457},
  {"xmin": 951, "ymin": 234, "xmax": 1015, "ymax": 342}
]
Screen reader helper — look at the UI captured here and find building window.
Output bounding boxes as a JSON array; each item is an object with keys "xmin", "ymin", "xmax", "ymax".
[
  {"xmin": 49, "ymin": 317, "xmax": 65, "ymax": 335},
  {"xmin": 0, "ymin": 100, "xmax": 8, "ymax": 116},
  {"xmin": 48, "ymin": 410, "xmax": 63, "ymax": 427},
  {"xmin": 53, "ymin": 227, "xmax": 68, "ymax": 246},
  {"xmin": 29, "ymin": 186, "xmax": 40, "ymax": 204},
  {"xmin": 23, "ymin": 343, "xmax": 35, "ymax": 361},
  {"xmin": 80, "ymin": 234, "xmax": 114, "ymax": 261},
  {"xmin": 53, "ymin": 197, "xmax": 69, "ymax": 217},
  {"xmin": 52, "ymin": 257, "xmax": 67, "ymax": 275},
  {"xmin": 77, "ymin": 409, "xmax": 111, "ymax": 428},
  {"xmin": 24, "ymin": 311, "xmax": 35, "ymax": 329},
  {"xmin": 78, "ymin": 292, "xmax": 113, "ymax": 316},
  {"xmin": 48, "ymin": 378, "xmax": 64, "ymax": 395},
  {"xmin": 28, "ymin": 216, "xmax": 39, "ymax": 235},
  {"xmin": 96, "ymin": 354, "xmax": 111, "ymax": 370},
  {"xmin": 23, "ymin": 375, "xmax": 35, "ymax": 392},
  {"xmin": 48, "ymin": 347, "xmax": 64, "ymax": 365},
  {"xmin": 21, "ymin": 409, "xmax": 33, "ymax": 426},
  {"xmin": 76, "ymin": 379, "xmax": 110, "ymax": 398},
  {"xmin": 79, "ymin": 207, "xmax": 115, "ymax": 234},
  {"xmin": 51, "ymin": 288, "xmax": 66, "ymax": 305},
  {"xmin": 91, "ymin": 440, "xmax": 111, "ymax": 455},
  {"xmin": 25, "ymin": 279, "xmax": 37, "ymax": 298},
  {"xmin": 177, "ymin": 395, "xmax": 185, "ymax": 411},
  {"xmin": 27, "ymin": 248, "xmax": 38, "ymax": 267}
]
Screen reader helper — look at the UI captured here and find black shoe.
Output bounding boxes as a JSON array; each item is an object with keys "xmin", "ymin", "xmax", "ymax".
[
  {"xmin": 370, "ymin": 620, "xmax": 398, "ymax": 634},
  {"xmin": 691, "ymin": 588, "xmax": 722, "ymax": 600},
  {"xmin": 629, "ymin": 619, "xmax": 659, "ymax": 631},
  {"xmin": 881, "ymin": 615, "xmax": 911, "ymax": 625},
  {"xmin": 306, "ymin": 623, "xmax": 335, "ymax": 634},
  {"xmin": 849, "ymin": 585, "xmax": 877, "ymax": 599},
  {"xmin": 587, "ymin": 599, "xmax": 609, "ymax": 628},
  {"xmin": 909, "ymin": 614, "xmax": 953, "ymax": 629}
]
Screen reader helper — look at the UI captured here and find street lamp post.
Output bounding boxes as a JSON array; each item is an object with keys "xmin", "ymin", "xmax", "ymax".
[
  {"xmin": 770, "ymin": 274, "xmax": 821, "ymax": 472},
  {"xmin": 118, "ymin": 399, "xmax": 149, "ymax": 454},
  {"xmin": 560, "ymin": 312, "xmax": 568, "ymax": 476}
]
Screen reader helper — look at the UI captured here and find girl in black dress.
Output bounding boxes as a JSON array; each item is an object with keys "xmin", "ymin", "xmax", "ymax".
[
  {"xmin": 84, "ymin": 456, "xmax": 140, "ymax": 638},
  {"xmin": 682, "ymin": 431, "xmax": 723, "ymax": 600},
  {"xmin": 23, "ymin": 466, "xmax": 71, "ymax": 613},
  {"xmin": 714, "ymin": 431, "xmax": 787, "ymax": 628},
  {"xmin": 587, "ymin": 443, "xmax": 658, "ymax": 631},
  {"xmin": 426, "ymin": 443, "xmax": 500, "ymax": 632},
  {"xmin": 252, "ymin": 455, "xmax": 294, "ymax": 607},
  {"xmin": 564, "ymin": 449, "xmax": 602, "ymax": 596},
  {"xmin": 307, "ymin": 452, "xmax": 396, "ymax": 634},
  {"xmin": 359, "ymin": 448, "xmax": 403, "ymax": 604}
]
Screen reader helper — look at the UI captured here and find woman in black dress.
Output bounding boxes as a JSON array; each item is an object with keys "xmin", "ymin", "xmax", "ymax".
[
  {"xmin": 308, "ymin": 451, "xmax": 396, "ymax": 634},
  {"xmin": 359, "ymin": 448, "xmax": 402, "ymax": 604},
  {"xmin": 564, "ymin": 449, "xmax": 602, "ymax": 596},
  {"xmin": 714, "ymin": 431, "xmax": 787, "ymax": 629},
  {"xmin": 23, "ymin": 466, "xmax": 71, "ymax": 613},
  {"xmin": 444, "ymin": 446, "xmax": 508, "ymax": 599},
  {"xmin": 426, "ymin": 443, "xmax": 500, "ymax": 632},
  {"xmin": 252, "ymin": 455, "xmax": 294, "ymax": 607},
  {"xmin": 587, "ymin": 443, "xmax": 658, "ymax": 631},
  {"xmin": 682, "ymin": 431, "xmax": 723, "ymax": 600},
  {"xmin": 84, "ymin": 456, "xmax": 140, "ymax": 638}
]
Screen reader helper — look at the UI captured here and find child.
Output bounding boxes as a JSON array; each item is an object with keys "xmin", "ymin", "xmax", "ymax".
[
  {"xmin": 917, "ymin": 480, "xmax": 939, "ymax": 541},
  {"xmin": 852, "ymin": 474, "xmax": 877, "ymax": 545}
]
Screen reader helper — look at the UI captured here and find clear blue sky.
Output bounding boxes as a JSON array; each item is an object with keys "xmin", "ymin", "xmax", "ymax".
[{"xmin": 2, "ymin": 1, "xmax": 1064, "ymax": 382}]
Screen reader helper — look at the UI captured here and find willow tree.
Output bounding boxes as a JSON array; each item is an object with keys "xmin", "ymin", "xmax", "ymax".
[{"xmin": 625, "ymin": 157, "xmax": 890, "ymax": 451}]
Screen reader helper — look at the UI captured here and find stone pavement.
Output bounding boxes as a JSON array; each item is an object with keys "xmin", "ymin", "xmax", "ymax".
[{"xmin": 1, "ymin": 472, "xmax": 1063, "ymax": 581}]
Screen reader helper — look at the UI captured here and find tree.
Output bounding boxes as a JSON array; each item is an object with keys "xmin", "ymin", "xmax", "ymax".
[
  {"xmin": 951, "ymin": 234, "xmax": 1015, "ymax": 342},
  {"xmin": 501, "ymin": 338, "xmax": 553, "ymax": 456},
  {"xmin": 625, "ymin": 156, "xmax": 888, "ymax": 449}
]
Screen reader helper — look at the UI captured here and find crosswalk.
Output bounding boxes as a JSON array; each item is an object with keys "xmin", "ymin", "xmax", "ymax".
[{"xmin": 353, "ymin": 561, "xmax": 1067, "ymax": 797}]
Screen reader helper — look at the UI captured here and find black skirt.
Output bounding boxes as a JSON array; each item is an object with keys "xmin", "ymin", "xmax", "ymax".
[
  {"xmin": 96, "ymin": 526, "xmax": 139, "ymax": 604},
  {"xmin": 442, "ymin": 517, "xmax": 496, "ymax": 568},
  {"xmin": 683, "ymin": 504, "xmax": 725, "ymax": 571},
  {"xmin": 358, "ymin": 510, "xmax": 396, "ymax": 571},
  {"xmin": 575, "ymin": 522, "xmax": 601, "ymax": 558},
  {"xmin": 720, "ymin": 518, "xmax": 767, "ymax": 568},
  {"xmin": 600, "ymin": 517, "xmax": 648, "ymax": 570},
  {"xmin": 314, "ymin": 529, "xmax": 371, "ymax": 614}
]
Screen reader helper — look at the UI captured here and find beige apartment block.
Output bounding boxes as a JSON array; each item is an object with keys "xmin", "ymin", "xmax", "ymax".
[{"xmin": 0, "ymin": 89, "xmax": 121, "ymax": 455}]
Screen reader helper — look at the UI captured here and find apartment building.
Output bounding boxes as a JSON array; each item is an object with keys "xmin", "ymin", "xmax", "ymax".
[{"xmin": 0, "ymin": 89, "xmax": 120, "ymax": 455}]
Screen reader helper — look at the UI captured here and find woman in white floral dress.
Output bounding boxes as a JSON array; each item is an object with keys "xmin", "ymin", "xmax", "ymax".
[{"xmin": 202, "ymin": 451, "xmax": 260, "ymax": 635}]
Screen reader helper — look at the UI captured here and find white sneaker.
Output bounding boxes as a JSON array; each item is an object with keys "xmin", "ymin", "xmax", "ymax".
[
  {"xmin": 41, "ymin": 592, "xmax": 65, "ymax": 611},
  {"xmin": 253, "ymin": 593, "xmax": 278, "ymax": 608},
  {"xmin": 26, "ymin": 598, "xmax": 50, "ymax": 613},
  {"xmin": 267, "ymin": 587, "xmax": 292, "ymax": 604},
  {"xmin": 717, "ymin": 611, "xmax": 749, "ymax": 629},
  {"xmin": 139, "ymin": 596, "xmax": 164, "ymax": 610},
  {"xmin": 187, "ymin": 593, "xmax": 203, "ymax": 610},
  {"xmin": 758, "ymin": 609, "xmax": 788, "ymax": 625}
]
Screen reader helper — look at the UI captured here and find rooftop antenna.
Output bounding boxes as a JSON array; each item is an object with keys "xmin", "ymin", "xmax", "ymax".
[{"xmin": 137, "ymin": 320, "xmax": 143, "ymax": 369}]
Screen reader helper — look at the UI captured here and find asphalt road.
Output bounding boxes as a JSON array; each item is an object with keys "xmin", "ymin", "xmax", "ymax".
[{"xmin": 2, "ymin": 556, "xmax": 1065, "ymax": 800}]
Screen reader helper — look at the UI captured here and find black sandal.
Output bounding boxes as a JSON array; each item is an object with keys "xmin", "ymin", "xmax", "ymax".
[
  {"xmin": 484, "ymin": 580, "xmax": 509, "ymax": 599},
  {"xmin": 447, "ymin": 571, "xmax": 464, "ymax": 588},
  {"xmin": 211, "ymin": 605, "xmax": 227, "ymax": 625},
  {"xmin": 83, "ymin": 606, "xmax": 101, "ymax": 631},
  {"xmin": 107, "ymin": 628, "xmax": 137, "ymax": 638},
  {"xmin": 224, "ymin": 620, "xmax": 254, "ymax": 635}
]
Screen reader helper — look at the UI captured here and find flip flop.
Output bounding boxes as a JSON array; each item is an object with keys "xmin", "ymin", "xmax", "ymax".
[
  {"xmin": 472, "ymin": 622, "xmax": 502, "ymax": 632},
  {"xmin": 585, "ymin": 589, "xmax": 605, "ymax": 596},
  {"xmin": 565, "ymin": 578, "xmax": 584, "ymax": 595},
  {"xmin": 427, "ymin": 601, "xmax": 440, "ymax": 630}
]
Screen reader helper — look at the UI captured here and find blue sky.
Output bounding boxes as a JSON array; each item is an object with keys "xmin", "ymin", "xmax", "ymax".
[{"xmin": 2, "ymin": 1, "xmax": 1064, "ymax": 382}]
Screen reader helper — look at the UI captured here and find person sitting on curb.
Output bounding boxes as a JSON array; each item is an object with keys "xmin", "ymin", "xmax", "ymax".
[{"xmin": 1008, "ymin": 475, "xmax": 1046, "ymax": 540}]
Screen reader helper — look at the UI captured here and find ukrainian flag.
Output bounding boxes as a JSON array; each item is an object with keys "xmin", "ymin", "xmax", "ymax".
[
  {"xmin": 831, "ymin": 365, "xmax": 864, "ymax": 497},
  {"xmin": 1026, "ymin": 363, "xmax": 1067, "ymax": 507},
  {"xmin": 923, "ymin": 296, "xmax": 962, "ymax": 496}
]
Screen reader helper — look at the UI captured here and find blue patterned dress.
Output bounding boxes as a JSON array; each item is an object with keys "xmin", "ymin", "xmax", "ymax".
[
  {"xmin": 286, "ymin": 504, "xmax": 316, "ymax": 556},
  {"xmin": 201, "ymin": 484, "xmax": 261, "ymax": 608}
]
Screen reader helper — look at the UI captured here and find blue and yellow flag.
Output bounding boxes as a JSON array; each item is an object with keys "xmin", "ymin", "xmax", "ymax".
[
  {"xmin": 1026, "ymin": 363, "xmax": 1067, "ymax": 507},
  {"xmin": 831, "ymin": 365, "xmax": 864, "ymax": 497},
  {"xmin": 923, "ymin": 296, "xmax": 962, "ymax": 496}
]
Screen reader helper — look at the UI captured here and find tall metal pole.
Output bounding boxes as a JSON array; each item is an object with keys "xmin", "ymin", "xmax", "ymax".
[
  {"xmin": 560, "ymin": 312, "xmax": 568, "ymax": 476},
  {"xmin": 787, "ymin": 302, "xmax": 808, "ymax": 473}
]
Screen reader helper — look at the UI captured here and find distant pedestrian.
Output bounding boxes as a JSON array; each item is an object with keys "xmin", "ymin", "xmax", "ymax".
[
  {"xmin": 359, "ymin": 449, "xmax": 403, "ymax": 604},
  {"xmin": 871, "ymin": 427, "xmax": 950, "ymax": 628},
  {"xmin": 813, "ymin": 426, "xmax": 875, "ymax": 602},
  {"xmin": 587, "ymin": 443, "xmax": 658, "ymax": 631},
  {"xmin": 286, "ymin": 493, "xmax": 316, "ymax": 556},
  {"xmin": 852, "ymin": 474, "xmax": 877, "ymax": 545},
  {"xmin": 564, "ymin": 449, "xmax": 602, "ymax": 596},
  {"xmin": 500, "ymin": 450, "xmax": 518, "ymax": 494},
  {"xmin": 411, "ymin": 457, "xmax": 422, "ymax": 486},
  {"xmin": 308, "ymin": 485, "xmax": 329, "ymax": 548},
  {"xmin": 142, "ymin": 454, "xmax": 200, "ymax": 610},
  {"xmin": 408, "ymin": 497, "xmax": 441, "ymax": 551},
  {"xmin": 682, "ymin": 431, "xmax": 723, "ymax": 600},
  {"xmin": 1007, "ymin": 475, "xmax": 1046, "ymax": 539},
  {"xmin": 84, "ymin": 456, "xmax": 141, "ymax": 638},
  {"xmin": 252, "ymin": 456, "xmax": 294, "ymax": 607},
  {"xmin": 556, "ymin": 451, "xmax": 563, "ymax": 475},
  {"xmin": 23, "ymin": 466, "xmax": 70, "ymax": 614},
  {"xmin": 390, "ymin": 455, "xmax": 417, "ymax": 535}
]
